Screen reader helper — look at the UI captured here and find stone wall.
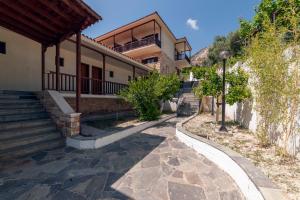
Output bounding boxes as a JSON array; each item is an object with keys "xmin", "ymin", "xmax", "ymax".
[
  {"xmin": 65, "ymin": 97, "xmax": 132, "ymax": 116},
  {"xmin": 38, "ymin": 91, "xmax": 81, "ymax": 137}
]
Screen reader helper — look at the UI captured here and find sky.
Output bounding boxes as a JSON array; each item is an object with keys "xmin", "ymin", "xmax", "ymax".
[{"xmin": 83, "ymin": 0, "xmax": 261, "ymax": 54}]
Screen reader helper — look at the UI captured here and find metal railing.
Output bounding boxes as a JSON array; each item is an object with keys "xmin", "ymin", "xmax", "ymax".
[
  {"xmin": 113, "ymin": 35, "xmax": 161, "ymax": 53},
  {"xmin": 45, "ymin": 72, "xmax": 128, "ymax": 95},
  {"xmin": 175, "ymin": 52, "xmax": 191, "ymax": 63}
]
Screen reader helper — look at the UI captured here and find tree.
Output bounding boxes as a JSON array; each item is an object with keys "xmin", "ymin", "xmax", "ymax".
[
  {"xmin": 120, "ymin": 71, "xmax": 180, "ymax": 121},
  {"xmin": 193, "ymin": 66, "xmax": 251, "ymax": 122}
]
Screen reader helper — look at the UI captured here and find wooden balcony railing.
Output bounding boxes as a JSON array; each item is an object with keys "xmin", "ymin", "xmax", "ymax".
[
  {"xmin": 45, "ymin": 72, "xmax": 128, "ymax": 95},
  {"xmin": 175, "ymin": 53, "xmax": 191, "ymax": 63},
  {"xmin": 113, "ymin": 35, "xmax": 161, "ymax": 53}
]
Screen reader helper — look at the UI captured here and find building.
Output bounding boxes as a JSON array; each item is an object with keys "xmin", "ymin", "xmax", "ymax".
[
  {"xmin": 95, "ymin": 12, "xmax": 192, "ymax": 74},
  {"xmin": 0, "ymin": 2, "xmax": 192, "ymax": 157}
]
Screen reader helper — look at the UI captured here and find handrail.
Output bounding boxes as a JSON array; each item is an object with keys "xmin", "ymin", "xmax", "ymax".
[
  {"xmin": 44, "ymin": 72, "xmax": 128, "ymax": 95},
  {"xmin": 113, "ymin": 35, "xmax": 161, "ymax": 53}
]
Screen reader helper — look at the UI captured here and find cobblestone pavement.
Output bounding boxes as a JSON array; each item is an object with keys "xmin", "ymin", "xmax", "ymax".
[{"xmin": 0, "ymin": 118, "xmax": 244, "ymax": 200}]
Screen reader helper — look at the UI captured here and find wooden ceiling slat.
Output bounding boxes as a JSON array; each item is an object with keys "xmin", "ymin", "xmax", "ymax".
[
  {"xmin": 37, "ymin": 0, "xmax": 80, "ymax": 23},
  {"xmin": 61, "ymin": 0, "xmax": 86, "ymax": 18},
  {"xmin": 0, "ymin": 0, "xmax": 101, "ymax": 46},
  {"xmin": 0, "ymin": 2, "xmax": 60, "ymax": 36},
  {"xmin": 17, "ymin": 0, "xmax": 66, "ymax": 30},
  {"xmin": 0, "ymin": 7, "xmax": 57, "ymax": 41},
  {"xmin": 0, "ymin": 19, "xmax": 51, "ymax": 44}
]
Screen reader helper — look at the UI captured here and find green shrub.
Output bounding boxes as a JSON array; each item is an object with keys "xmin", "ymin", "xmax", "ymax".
[{"xmin": 120, "ymin": 71, "xmax": 180, "ymax": 121}]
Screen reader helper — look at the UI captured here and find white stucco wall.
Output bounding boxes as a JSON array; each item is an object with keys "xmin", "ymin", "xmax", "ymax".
[
  {"xmin": 0, "ymin": 27, "xmax": 135, "ymax": 91},
  {"xmin": 0, "ymin": 27, "xmax": 42, "ymax": 91}
]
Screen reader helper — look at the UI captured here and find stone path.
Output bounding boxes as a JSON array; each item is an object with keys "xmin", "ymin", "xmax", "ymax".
[{"xmin": 0, "ymin": 118, "xmax": 244, "ymax": 200}]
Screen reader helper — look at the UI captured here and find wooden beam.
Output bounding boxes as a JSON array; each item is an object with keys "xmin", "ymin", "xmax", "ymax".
[
  {"xmin": 41, "ymin": 45, "xmax": 47, "ymax": 90},
  {"xmin": 133, "ymin": 65, "xmax": 136, "ymax": 80},
  {"xmin": 18, "ymin": 0, "xmax": 66, "ymax": 30},
  {"xmin": 0, "ymin": 8, "xmax": 56, "ymax": 41},
  {"xmin": 76, "ymin": 31, "xmax": 81, "ymax": 112},
  {"xmin": 0, "ymin": 1, "xmax": 61, "ymax": 35},
  {"xmin": 61, "ymin": 0, "xmax": 86, "ymax": 18},
  {"xmin": 56, "ymin": 43, "xmax": 61, "ymax": 91},
  {"xmin": 36, "ymin": 0, "xmax": 76, "ymax": 23},
  {"xmin": 0, "ymin": 18, "xmax": 51, "ymax": 44},
  {"xmin": 102, "ymin": 54, "xmax": 106, "ymax": 94}
]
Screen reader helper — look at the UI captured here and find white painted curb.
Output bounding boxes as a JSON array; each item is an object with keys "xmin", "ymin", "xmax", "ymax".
[{"xmin": 176, "ymin": 115, "xmax": 286, "ymax": 200}]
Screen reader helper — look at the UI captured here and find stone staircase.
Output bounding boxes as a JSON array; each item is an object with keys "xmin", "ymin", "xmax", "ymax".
[
  {"xmin": 0, "ymin": 91, "xmax": 64, "ymax": 159},
  {"xmin": 177, "ymin": 81, "xmax": 200, "ymax": 116}
]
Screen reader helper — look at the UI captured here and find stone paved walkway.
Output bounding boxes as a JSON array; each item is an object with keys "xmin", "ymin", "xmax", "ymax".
[{"xmin": 0, "ymin": 118, "xmax": 244, "ymax": 200}]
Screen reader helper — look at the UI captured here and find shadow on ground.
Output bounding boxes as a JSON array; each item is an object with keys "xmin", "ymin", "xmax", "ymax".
[{"xmin": 0, "ymin": 132, "xmax": 166, "ymax": 200}]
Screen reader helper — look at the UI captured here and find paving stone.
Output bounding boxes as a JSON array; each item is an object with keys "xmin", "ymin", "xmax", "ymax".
[
  {"xmin": 168, "ymin": 182, "xmax": 207, "ymax": 200},
  {"xmin": 141, "ymin": 154, "xmax": 160, "ymax": 168},
  {"xmin": 168, "ymin": 157, "xmax": 180, "ymax": 166},
  {"xmin": 184, "ymin": 171, "xmax": 203, "ymax": 186},
  {"xmin": 0, "ymin": 118, "xmax": 244, "ymax": 200}
]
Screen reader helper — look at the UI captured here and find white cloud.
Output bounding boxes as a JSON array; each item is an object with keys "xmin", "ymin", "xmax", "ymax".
[{"xmin": 186, "ymin": 18, "xmax": 199, "ymax": 30}]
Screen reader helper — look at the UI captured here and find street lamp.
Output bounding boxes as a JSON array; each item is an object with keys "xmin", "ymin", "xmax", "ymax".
[{"xmin": 219, "ymin": 50, "xmax": 230, "ymax": 132}]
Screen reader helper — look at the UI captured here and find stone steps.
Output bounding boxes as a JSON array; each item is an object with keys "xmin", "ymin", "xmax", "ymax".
[
  {"xmin": 0, "ymin": 107, "xmax": 45, "ymax": 115},
  {"xmin": 0, "ymin": 103, "xmax": 43, "ymax": 110},
  {"xmin": 0, "ymin": 91, "xmax": 64, "ymax": 158},
  {"xmin": 0, "ymin": 125, "xmax": 56, "ymax": 140},
  {"xmin": 0, "ymin": 119, "xmax": 52, "ymax": 131},
  {"xmin": 0, "ymin": 112, "xmax": 49, "ymax": 123},
  {"xmin": 0, "ymin": 131, "xmax": 61, "ymax": 150},
  {"xmin": 177, "ymin": 82, "xmax": 200, "ymax": 116},
  {"xmin": 0, "ymin": 139, "xmax": 64, "ymax": 159}
]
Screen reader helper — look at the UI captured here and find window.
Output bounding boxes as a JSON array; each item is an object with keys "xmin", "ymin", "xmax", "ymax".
[
  {"xmin": 128, "ymin": 76, "xmax": 132, "ymax": 81},
  {"xmin": 59, "ymin": 57, "xmax": 64, "ymax": 67},
  {"xmin": 142, "ymin": 57, "xmax": 158, "ymax": 64},
  {"xmin": 0, "ymin": 41, "xmax": 6, "ymax": 54},
  {"xmin": 109, "ymin": 71, "xmax": 114, "ymax": 78}
]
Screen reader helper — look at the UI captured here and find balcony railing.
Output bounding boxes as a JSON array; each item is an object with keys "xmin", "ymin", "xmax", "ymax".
[
  {"xmin": 113, "ymin": 35, "xmax": 161, "ymax": 53},
  {"xmin": 175, "ymin": 53, "xmax": 191, "ymax": 63},
  {"xmin": 45, "ymin": 72, "xmax": 128, "ymax": 95}
]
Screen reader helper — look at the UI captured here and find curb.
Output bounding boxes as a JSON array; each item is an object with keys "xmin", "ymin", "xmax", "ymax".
[
  {"xmin": 176, "ymin": 114, "xmax": 286, "ymax": 200},
  {"xmin": 67, "ymin": 114, "xmax": 176, "ymax": 149}
]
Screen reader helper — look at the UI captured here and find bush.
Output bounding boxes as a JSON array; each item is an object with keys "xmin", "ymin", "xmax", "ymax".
[{"xmin": 120, "ymin": 71, "xmax": 180, "ymax": 121}]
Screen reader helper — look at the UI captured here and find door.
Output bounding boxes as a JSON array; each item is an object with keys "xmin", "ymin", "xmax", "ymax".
[
  {"xmin": 81, "ymin": 63, "xmax": 89, "ymax": 94},
  {"xmin": 92, "ymin": 66, "xmax": 102, "ymax": 94}
]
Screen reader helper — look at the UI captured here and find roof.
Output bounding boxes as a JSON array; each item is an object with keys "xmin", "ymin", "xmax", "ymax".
[
  {"xmin": 0, "ymin": 0, "xmax": 101, "ymax": 46},
  {"xmin": 94, "ymin": 12, "xmax": 188, "ymax": 44},
  {"xmin": 176, "ymin": 37, "xmax": 192, "ymax": 51}
]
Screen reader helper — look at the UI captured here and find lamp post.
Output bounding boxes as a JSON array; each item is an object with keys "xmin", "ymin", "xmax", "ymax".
[{"xmin": 219, "ymin": 50, "xmax": 230, "ymax": 132}]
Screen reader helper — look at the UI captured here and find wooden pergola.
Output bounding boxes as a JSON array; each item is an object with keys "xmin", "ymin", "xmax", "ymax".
[{"xmin": 0, "ymin": 0, "xmax": 101, "ymax": 112}]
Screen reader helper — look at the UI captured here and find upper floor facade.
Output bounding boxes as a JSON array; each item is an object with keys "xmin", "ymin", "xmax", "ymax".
[{"xmin": 95, "ymin": 12, "xmax": 192, "ymax": 74}]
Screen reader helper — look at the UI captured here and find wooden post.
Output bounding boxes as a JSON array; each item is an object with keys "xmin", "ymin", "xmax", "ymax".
[
  {"xmin": 41, "ymin": 44, "xmax": 47, "ymax": 90},
  {"xmin": 55, "ymin": 43, "xmax": 60, "ymax": 91},
  {"xmin": 133, "ymin": 65, "xmax": 136, "ymax": 80},
  {"xmin": 131, "ymin": 29, "xmax": 134, "ymax": 41},
  {"xmin": 76, "ymin": 31, "xmax": 81, "ymax": 113},
  {"xmin": 102, "ymin": 54, "xmax": 106, "ymax": 94}
]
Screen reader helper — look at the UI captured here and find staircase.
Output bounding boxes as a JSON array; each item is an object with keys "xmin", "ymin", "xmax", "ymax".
[
  {"xmin": 0, "ymin": 91, "xmax": 64, "ymax": 159},
  {"xmin": 177, "ymin": 81, "xmax": 200, "ymax": 116}
]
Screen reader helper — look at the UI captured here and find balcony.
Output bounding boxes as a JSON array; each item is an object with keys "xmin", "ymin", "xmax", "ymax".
[
  {"xmin": 176, "ymin": 52, "xmax": 191, "ymax": 63},
  {"xmin": 113, "ymin": 35, "xmax": 161, "ymax": 57}
]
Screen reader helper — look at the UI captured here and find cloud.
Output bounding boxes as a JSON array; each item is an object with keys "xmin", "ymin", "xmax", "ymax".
[{"xmin": 186, "ymin": 18, "xmax": 199, "ymax": 30}]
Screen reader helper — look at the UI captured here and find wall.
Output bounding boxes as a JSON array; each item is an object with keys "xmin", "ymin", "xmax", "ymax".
[
  {"xmin": 0, "ymin": 27, "xmax": 42, "ymax": 91},
  {"xmin": 0, "ymin": 27, "xmax": 135, "ymax": 92},
  {"xmin": 65, "ymin": 97, "xmax": 132, "ymax": 116},
  {"xmin": 161, "ymin": 30, "xmax": 175, "ymax": 62}
]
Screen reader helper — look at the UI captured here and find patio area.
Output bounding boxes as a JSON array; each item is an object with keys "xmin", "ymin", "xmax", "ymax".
[{"xmin": 0, "ymin": 118, "xmax": 243, "ymax": 200}]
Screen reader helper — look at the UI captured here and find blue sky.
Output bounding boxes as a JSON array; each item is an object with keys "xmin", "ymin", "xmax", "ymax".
[{"xmin": 83, "ymin": 0, "xmax": 261, "ymax": 54}]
